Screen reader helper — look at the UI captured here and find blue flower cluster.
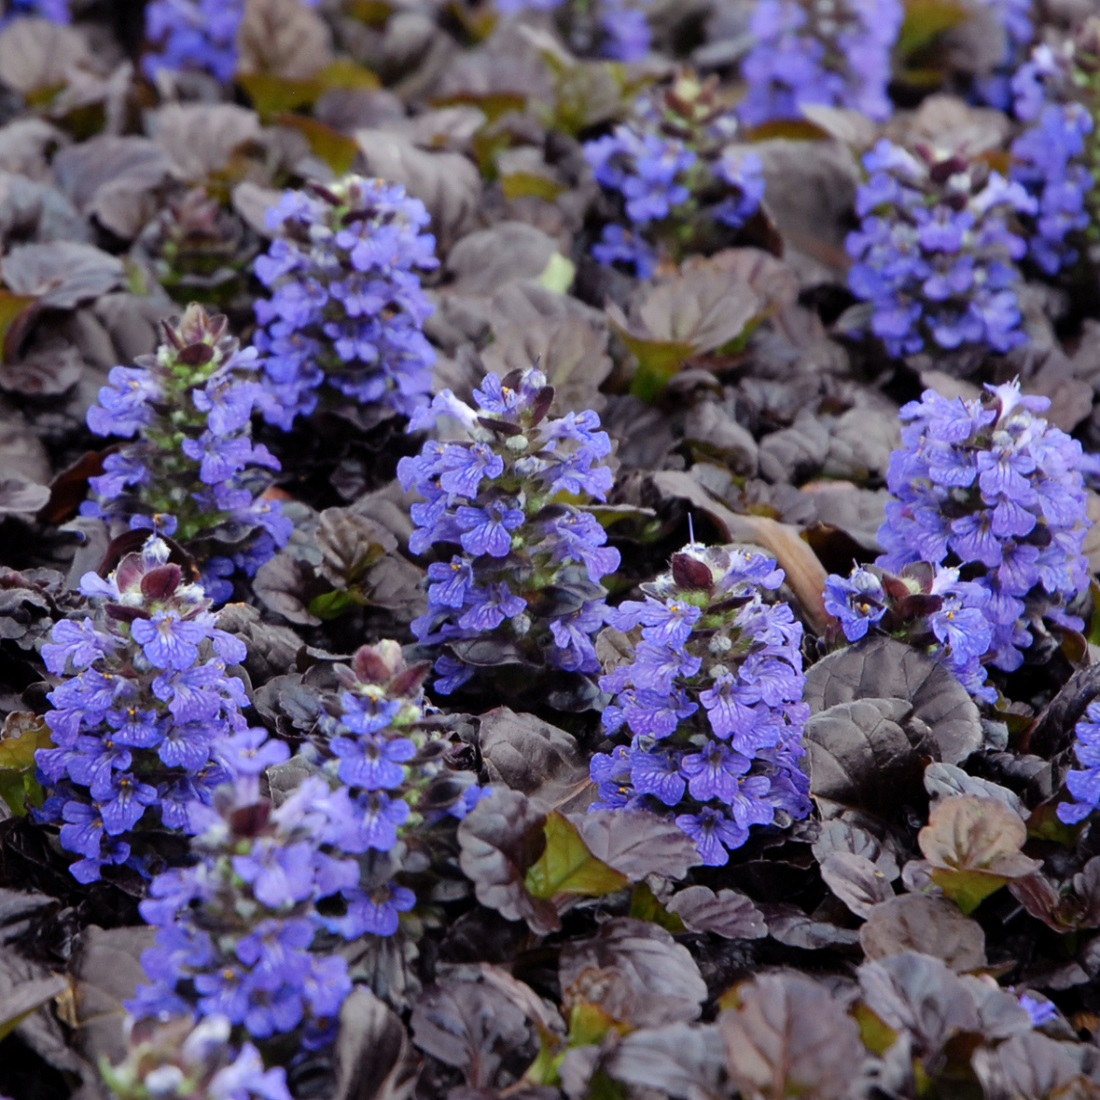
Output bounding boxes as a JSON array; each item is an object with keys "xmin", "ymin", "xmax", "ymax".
[
  {"xmin": 143, "ymin": 0, "xmax": 243, "ymax": 83},
  {"xmin": 846, "ymin": 140, "xmax": 1036, "ymax": 357},
  {"xmin": 877, "ymin": 382, "xmax": 1090, "ymax": 674},
  {"xmin": 738, "ymin": 0, "xmax": 902, "ymax": 128},
  {"xmin": 1060, "ymin": 699, "xmax": 1100, "ymax": 825},
  {"xmin": 399, "ymin": 367, "xmax": 619, "ymax": 698},
  {"xmin": 102, "ymin": 1014, "xmax": 291, "ymax": 1100},
  {"xmin": 1, "ymin": 0, "xmax": 69, "ymax": 26},
  {"xmin": 584, "ymin": 73, "xmax": 765, "ymax": 277},
  {"xmin": 253, "ymin": 176, "xmax": 438, "ymax": 431},
  {"xmin": 34, "ymin": 537, "xmax": 266, "ymax": 883},
  {"xmin": 301, "ymin": 641, "xmax": 484, "ymax": 937},
  {"xmin": 1010, "ymin": 43, "xmax": 1096, "ymax": 276},
  {"xmin": 495, "ymin": 0, "xmax": 650, "ymax": 61},
  {"xmin": 82, "ymin": 304, "xmax": 291, "ymax": 603},
  {"xmin": 142, "ymin": 0, "xmax": 323, "ymax": 83},
  {"xmin": 825, "ymin": 563, "xmax": 997, "ymax": 701},
  {"xmin": 129, "ymin": 776, "xmax": 355, "ymax": 1050},
  {"xmin": 590, "ymin": 543, "xmax": 811, "ymax": 866}
]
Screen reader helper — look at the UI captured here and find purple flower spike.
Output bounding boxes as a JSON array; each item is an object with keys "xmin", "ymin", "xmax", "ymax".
[{"xmin": 592, "ymin": 542, "xmax": 810, "ymax": 866}]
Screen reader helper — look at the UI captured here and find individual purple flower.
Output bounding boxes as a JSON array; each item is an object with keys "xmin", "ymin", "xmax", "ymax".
[
  {"xmin": 592, "ymin": 542, "xmax": 811, "ymax": 866},
  {"xmin": 584, "ymin": 72, "xmax": 764, "ymax": 275},
  {"xmin": 400, "ymin": 367, "xmax": 620, "ymax": 706},
  {"xmin": 253, "ymin": 176, "xmax": 438, "ymax": 430},
  {"xmin": 739, "ymin": 0, "xmax": 902, "ymax": 127},
  {"xmin": 34, "ymin": 537, "xmax": 276, "ymax": 884},
  {"xmin": 845, "ymin": 140, "xmax": 1035, "ymax": 358},
  {"xmin": 82, "ymin": 305, "xmax": 290, "ymax": 603}
]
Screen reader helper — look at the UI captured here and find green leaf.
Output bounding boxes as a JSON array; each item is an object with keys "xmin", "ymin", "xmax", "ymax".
[
  {"xmin": 0, "ymin": 292, "xmax": 38, "ymax": 363},
  {"xmin": 237, "ymin": 72, "xmax": 321, "ymax": 119},
  {"xmin": 276, "ymin": 114, "xmax": 359, "ymax": 175},
  {"xmin": 919, "ymin": 796, "xmax": 1040, "ymax": 915},
  {"xmin": 896, "ymin": 0, "xmax": 969, "ymax": 59},
  {"xmin": 307, "ymin": 588, "xmax": 362, "ymax": 621},
  {"xmin": 525, "ymin": 811, "xmax": 629, "ymax": 900},
  {"xmin": 0, "ymin": 974, "xmax": 68, "ymax": 1043},
  {"xmin": 501, "ymin": 171, "xmax": 566, "ymax": 203},
  {"xmin": 0, "ymin": 712, "xmax": 51, "ymax": 817},
  {"xmin": 627, "ymin": 881, "xmax": 685, "ymax": 932},
  {"xmin": 537, "ymin": 252, "xmax": 575, "ymax": 295}
]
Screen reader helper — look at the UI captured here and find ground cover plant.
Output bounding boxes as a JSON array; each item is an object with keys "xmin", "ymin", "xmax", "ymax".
[{"xmin": 7, "ymin": 1, "xmax": 1100, "ymax": 1098}]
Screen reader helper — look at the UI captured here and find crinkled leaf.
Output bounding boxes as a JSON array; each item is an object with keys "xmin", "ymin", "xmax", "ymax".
[
  {"xmin": 667, "ymin": 885, "xmax": 767, "ymax": 940},
  {"xmin": 608, "ymin": 258, "xmax": 762, "ymax": 400},
  {"xmin": 859, "ymin": 894, "xmax": 987, "ymax": 971},
  {"xmin": 236, "ymin": 0, "xmax": 333, "ymax": 80},
  {"xmin": 570, "ymin": 810, "xmax": 698, "ymax": 882},
  {"xmin": 602, "ymin": 1022, "xmax": 727, "ymax": 1100},
  {"xmin": 316, "ymin": 507, "xmax": 397, "ymax": 590},
  {"xmin": 0, "ymin": 477, "xmax": 48, "ymax": 518},
  {"xmin": 857, "ymin": 951, "xmax": 981, "ymax": 1059},
  {"xmin": 919, "ymin": 796, "xmax": 1040, "ymax": 914},
  {"xmin": 253, "ymin": 552, "xmax": 324, "ymax": 626},
  {"xmin": 0, "ymin": 969, "xmax": 67, "ymax": 1043},
  {"xmin": 803, "ymin": 697, "xmax": 924, "ymax": 817},
  {"xmin": 150, "ymin": 103, "xmax": 263, "ymax": 181},
  {"xmin": 333, "ymin": 987, "xmax": 416, "ymax": 1100},
  {"xmin": 446, "ymin": 221, "xmax": 560, "ymax": 297},
  {"xmin": 819, "ymin": 851, "xmax": 894, "ymax": 919},
  {"xmin": 758, "ymin": 903, "xmax": 861, "ymax": 950},
  {"xmin": 719, "ymin": 973, "xmax": 867, "ymax": 1100},
  {"xmin": 560, "ymin": 919, "xmax": 707, "ymax": 1029},
  {"xmin": 478, "ymin": 707, "xmax": 591, "ymax": 810},
  {"xmin": 52, "ymin": 136, "xmax": 174, "ymax": 239},
  {"xmin": 811, "ymin": 819, "xmax": 899, "ymax": 880},
  {"xmin": 524, "ymin": 811, "xmax": 628, "ymax": 901},
  {"xmin": 924, "ymin": 762, "xmax": 1025, "ymax": 818},
  {"xmin": 803, "ymin": 637, "xmax": 982, "ymax": 765},
  {"xmin": 972, "ymin": 1031, "xmax": 1097, "ymax": 1100},
  {"xmin": 70, "ymin": 924, "xmax": 158, "ymax": 1069},
  {"xmin": 410, "ymin": 977, "xmax": 532, "ymax": 1089},
  {"xmin": 457, "ymin": 788, "xmax": 558, "ymax": 934},
  {"xmin": 0, "ymin": 19, "xmax": 92, "ymax": 96},
  {"xmin": 2, "ymin": 241, "xmax": 125, "ymax": 310},
  {"xmin": 1, "ymin": 341, "xmax": 83, "ymax": 397},
  {"xmin": 357, "ymin": 129, "xmax": 482, "ymax": 250}
]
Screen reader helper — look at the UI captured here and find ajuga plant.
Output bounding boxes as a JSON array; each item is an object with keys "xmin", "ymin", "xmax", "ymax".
[
  {"xmin": 583, "ymin": 71, "xmax": 765, "ymax": 277},
  {"xmin": 102, "ymin": 1014, "xmax": 291, "ymax": 1100},
  {"xmin": 845, "ymin": 138, "xmax": 1036, "ymax": 358},
  {"xmin": 82, "ymin": 304, "xmax": 290, "ymax": 603},
  {"xmin": 1009, "ymin": 31, "xmax": 1098, "ymax": 277},
  {"xmin": 128, "ymin": 775, "xmax": 355, "ymax": 1052},
  {"xmin": 137, "ymin": 189, "xmax": 260, "ymax": 315},
  {"xmin": 590, "ymin": 542, "xmax": 811, "ymax": 866},
  {"xmin": 398, "ymin": 367, "xmax": 619, "ymax": 709},
  {"xmin": 296, "ymin": 640, "xmax": 484, "ymax": 938},
  {"xmin": 738, "ymin": 0, "xmax": 903, "ymax": 128},
  {"xmin": 252, "ymin": 175, "xmax": 438, "ymax": 431},
  {"xmin": 828, "ymin": 382, "xmax": 1090, "ymax": 689},
  {"xmin": 495, "ymin": 0, "xmax": 651, "ymax": 61},
  {"xmin": 971, "ymin": 0, "xmax": 1034, "ymax": 109},
  {"xmin": 34, "ymin": 537, "xmax": 263, "ymax": 884}
]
